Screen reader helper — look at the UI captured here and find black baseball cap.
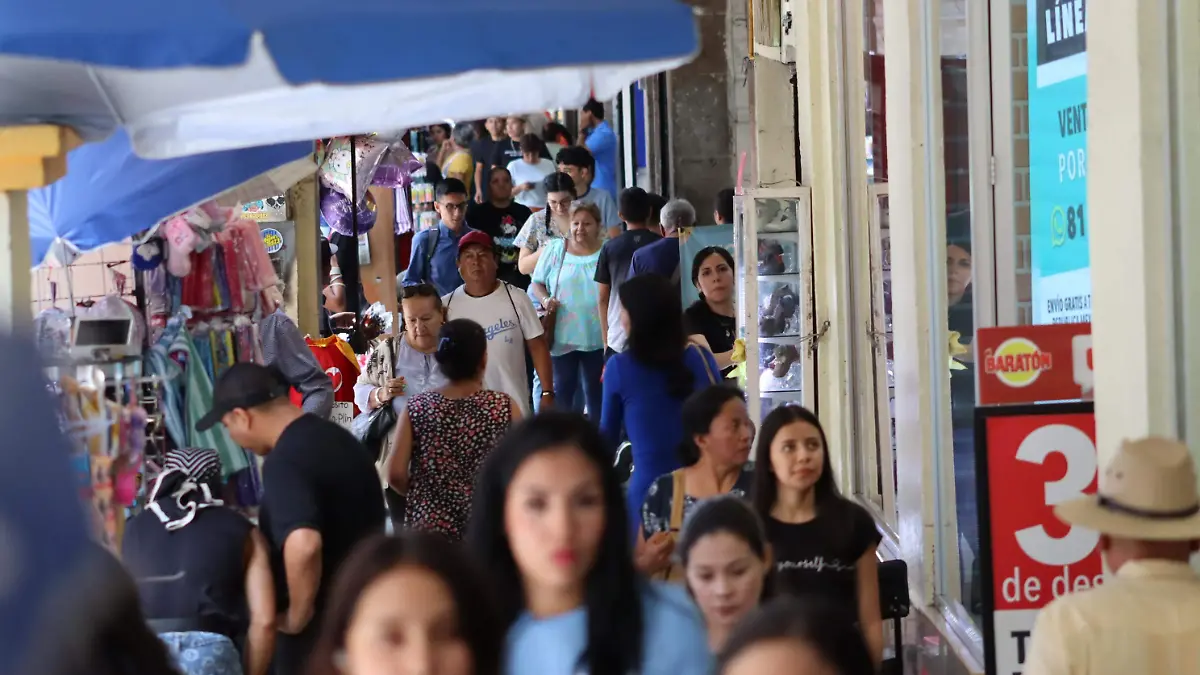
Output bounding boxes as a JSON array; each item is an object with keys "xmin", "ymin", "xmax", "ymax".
[{"xmin": 195, "ymin": 363, "xmax": 292, "ymax": 432}]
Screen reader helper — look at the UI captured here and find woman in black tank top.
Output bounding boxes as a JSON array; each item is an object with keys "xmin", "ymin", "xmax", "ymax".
[{"xmin": 122, "ymin": 449, "xmax": 276, "ymax": 675}]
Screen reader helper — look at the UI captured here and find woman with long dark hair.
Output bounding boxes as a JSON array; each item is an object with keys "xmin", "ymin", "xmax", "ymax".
[
  {"xmin": 676, "ymin": 496, "xmax": 772, "ymax": 654},
  {"xmin": 685, "ymin": 246, "xmax": 738, "ymax": 374},
  {"xmin": 601, "ymin": 274, "xmax": 722, "ymax": 534},
  {"xmin": 306, "ymin": 532, "xmax": 503, "ymax": 675},
  {"xmin": 30, "ymin": 545, "xmax": 182, "ymax": 675},
  {"xmin": 513, "ymin": 172, "xmax": 577, "ymax": 276},
  {"xmin": 717, "ymin": 596, "xmax": 875, "ymax": 675},
  {"xmin": 466, "ymin": 412, "xmax": 711, "ymax": 675},
  {"xmin": 638, "ymin": 385, "xmax": 754, "ymax": 579},
  {"xmin": 750, "ymin": 405, "xmax": 883, "ymax": 666}
]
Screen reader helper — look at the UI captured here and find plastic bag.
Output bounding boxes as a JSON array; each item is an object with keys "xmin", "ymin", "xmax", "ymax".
[
  {"xmin": 371, "ymin": 142, "xmax": 423, "ymax": 188},
  {"xmin": 320, "ymin": 184, "xmax": 378, "ymax": 237},
  {"xmin": 319, "ymin": 136, "xmax": 388, "ymax": 200}
]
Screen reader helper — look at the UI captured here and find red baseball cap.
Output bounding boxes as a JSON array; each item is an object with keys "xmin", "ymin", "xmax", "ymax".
[{"xmin": 457, "ymin": 230, "xmax": 494, "ymax": 255}]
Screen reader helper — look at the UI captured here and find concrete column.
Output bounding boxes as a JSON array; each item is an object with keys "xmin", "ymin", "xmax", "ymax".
[
  {"xmin": 0, "ymin": 191, "xmax": 31, "ymax": 331},
  {"xmin": 884, "ymin": 0, "xmax": 944, "ymax": 604},
  {"xmin": 363, "ymin": 186, "xmax": 398, "ymax": 329},
  {"xmin": 0, "ymin": 125, "xmax": 80, "ymax": 332},
  {"xmin": 1089, "ymin": 1, "xmax": 1176, "ymax": 462},
  {"xmin": 286, "ymin": 174, "xmax": 321, "ymax": 336},
  {"xmin": 667, "ymin": 0, "xmax": 736, "ymax": 211},
  {"xmin": 751, "ymin": 58, "xmax": 797, "ymax": 186}
]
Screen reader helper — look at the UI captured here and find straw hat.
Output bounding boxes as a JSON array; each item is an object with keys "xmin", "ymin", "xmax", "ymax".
[{"xmin": 1055, "ymin": 437, "xmax": 1200, "ymax": 541}]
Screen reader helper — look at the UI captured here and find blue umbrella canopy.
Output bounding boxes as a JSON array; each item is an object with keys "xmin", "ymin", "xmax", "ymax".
[
  {"xmin": 0, "ymin": 0, "xmax": 698, "ymax": 157},
  {"xmin": 0, "ymin": 0, "xmax": 696, "ymax": 80},
  {"xmin": 27, "ymin": 131, "xmax": 313, "ymax": 266}
]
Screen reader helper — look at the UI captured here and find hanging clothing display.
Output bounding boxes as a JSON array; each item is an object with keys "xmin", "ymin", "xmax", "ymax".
[{"xmin": 151, "ymin": 310, "xmax": 250, "ymax": 478}]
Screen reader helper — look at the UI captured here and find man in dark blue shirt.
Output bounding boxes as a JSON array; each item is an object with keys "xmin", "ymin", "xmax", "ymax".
[
  {"xmin": 629, "ymin": 197, "xmax": 695, "ymax": 282},
  {"xmin": 402, "ymin": 179, "xmax": 476, "ymax": 296},
  {"xmin": 596, "ymin": 187, "xmax": 660, "ymax": 356}
]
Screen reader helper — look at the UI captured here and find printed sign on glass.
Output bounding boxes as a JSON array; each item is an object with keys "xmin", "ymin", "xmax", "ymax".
[
  {"xmin": 976, "ymin": 404, "xmax": 1103, "ymax": 675},
  {"xmin": 975, "ymin": 322, "xmax": 1092, "ymax": 405},
  {"xmin": 1028, "ymin": 0, "xmax": 1089, "ymax": 324}
]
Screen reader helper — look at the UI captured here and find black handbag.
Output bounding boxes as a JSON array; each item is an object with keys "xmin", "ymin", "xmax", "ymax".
[{"xmin": 356, "ymin": 402, "xmax": 397, "ymax": 463}]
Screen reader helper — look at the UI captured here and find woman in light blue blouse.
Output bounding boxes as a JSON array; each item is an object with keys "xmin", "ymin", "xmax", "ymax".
[
  {"xmin": 467, "ymin": 412, "xmax": 713, "ymax": 675},
  {"xmin": 529, "ymin": 203, "xmax": 606, "ymax": 420}
]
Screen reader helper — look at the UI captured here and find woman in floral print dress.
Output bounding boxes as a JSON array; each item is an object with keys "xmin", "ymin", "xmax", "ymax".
[{"xmin": 387, "ymin": 319, "xmax": 521, "ymax": 540}]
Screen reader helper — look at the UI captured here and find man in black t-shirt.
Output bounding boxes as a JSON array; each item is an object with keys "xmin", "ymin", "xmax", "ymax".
[
  {"xmin": 595, "ymin": 187, "xmax": 661, "ymax": 358},
  {"xmin": 197, "ymin": 363, "xmax": 385, "ymax": 675},
  {"xmin": 471, "ymin": 117, "xmax": 505, "ymax": 203},
  {"xmin": 489, "ymin": 115, "xmax": 552, "ymax": 176},
  {"xmin": 467, "ymin": 165, "xmax": 533, "ymax": 289}
]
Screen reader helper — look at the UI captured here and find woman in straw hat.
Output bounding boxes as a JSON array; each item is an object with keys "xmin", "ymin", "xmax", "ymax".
[{"xmin": 1025, "ymin": 436, "xmax": 1200, "ymax": 675}]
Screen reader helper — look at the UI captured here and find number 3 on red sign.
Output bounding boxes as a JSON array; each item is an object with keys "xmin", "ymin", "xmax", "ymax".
[{"xmin": 1014, "ymin": 424, "xmax": 1099, "ymax": 566}]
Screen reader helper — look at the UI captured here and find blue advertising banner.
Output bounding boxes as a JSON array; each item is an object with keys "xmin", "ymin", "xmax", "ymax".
[
  {"xmin": 1028, "ymin": 0, "xmax": 1089, "ymax": 324},
  {"xmin": 679, "ymin": 224, "xmax": 734, "ymax": 307}
]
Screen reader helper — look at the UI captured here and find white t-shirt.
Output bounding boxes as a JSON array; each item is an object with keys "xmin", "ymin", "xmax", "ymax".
[
  {"xmin": 443, "ymin": 283, "xmax": 544, "ymax": 416},
  {"xmin": 576, "ymin": 186, "xmax": 621, "ymax": 229},
  {"xmin": 507, "ymin": 158, "xmax": 556, "ymax": 209}
]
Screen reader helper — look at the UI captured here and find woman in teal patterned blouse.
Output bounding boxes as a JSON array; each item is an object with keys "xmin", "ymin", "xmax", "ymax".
[{"xmin": 529, "ymin": 202, "xmax": 606, "ymax": 419}]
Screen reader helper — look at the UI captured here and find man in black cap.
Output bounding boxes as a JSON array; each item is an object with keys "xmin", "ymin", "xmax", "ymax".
[{"xmin": 196, "ymin": 363, "xmax": 385, "ymax": 675}]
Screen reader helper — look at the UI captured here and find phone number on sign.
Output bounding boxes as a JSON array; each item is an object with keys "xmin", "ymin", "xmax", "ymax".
[{"xmin": 1049, "ymin": 204, "xmax": 1086, "ymax": 248}]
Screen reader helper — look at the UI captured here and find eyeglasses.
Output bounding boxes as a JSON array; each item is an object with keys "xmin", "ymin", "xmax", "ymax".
[
  {"xmin": 547, "ymin": 198, "xmax": 574, "ymax": 210},
  {"xmin": 440, "ymin": 201, "xmax": 468, "ymax": 212}
]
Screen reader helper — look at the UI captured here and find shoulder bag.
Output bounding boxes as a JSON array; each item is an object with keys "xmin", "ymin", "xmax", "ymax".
[
  {"xmin": 654, "ymin": 470, "xmax": 689, "ymax": 584},
  {"xmin": 538, "ymin": 241, "xmax": 567, "ymax": 349},
  {"xmin": 356, "ymin": 404, "xmax": 396, "ymax": 464}
]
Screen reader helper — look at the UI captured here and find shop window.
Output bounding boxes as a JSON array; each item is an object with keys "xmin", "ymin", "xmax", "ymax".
[
  {"xmin": 933, "ymin": 0, "xmax": 981, "ymax": 627},
  {"xmin": 852, "ymin": 0, "xmax": 900, "ymax": 525}
]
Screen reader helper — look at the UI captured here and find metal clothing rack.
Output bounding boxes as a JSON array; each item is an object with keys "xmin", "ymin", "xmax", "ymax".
[{"xmin": 46, "ymin": 358, "xmax": 172, "ymax": 462}]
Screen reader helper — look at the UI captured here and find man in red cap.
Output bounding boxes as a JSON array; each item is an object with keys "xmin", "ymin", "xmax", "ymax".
[{"xmin": 442, "ymin": 230, "xmax": 553, "ymax": 416}]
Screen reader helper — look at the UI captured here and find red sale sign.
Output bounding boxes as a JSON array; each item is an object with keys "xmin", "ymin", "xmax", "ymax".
[{"xmin": 977, "ymin": 403, "xmax": 1103, "ymax": 675}]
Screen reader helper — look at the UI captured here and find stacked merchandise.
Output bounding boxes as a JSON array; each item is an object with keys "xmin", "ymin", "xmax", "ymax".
[{"xmin": 55, "ymin": 373, "xmax": 149, "ymax": 550}]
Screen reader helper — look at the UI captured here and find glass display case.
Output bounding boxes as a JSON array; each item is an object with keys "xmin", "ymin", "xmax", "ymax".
[{"xmin": 733, "ymin": 187, "xmax": 815, "ymax": 424}]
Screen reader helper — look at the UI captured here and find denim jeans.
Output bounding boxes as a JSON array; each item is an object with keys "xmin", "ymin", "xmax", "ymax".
[
  {"xmin": 551, "ymin": 350, "xmax": 605, "ymax": 420},
  {"xmin": 158, "ymin": 632, "xmax": 242, "ymax": 675},
  {"xmin": 533, "ymin": 365, "xmax": 588, "ymax": 413}
]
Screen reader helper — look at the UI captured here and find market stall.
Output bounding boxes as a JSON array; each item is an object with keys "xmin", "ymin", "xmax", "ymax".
[{"xmin": 36, "ymin": 203, "xmax": 292, "ymax": 548}]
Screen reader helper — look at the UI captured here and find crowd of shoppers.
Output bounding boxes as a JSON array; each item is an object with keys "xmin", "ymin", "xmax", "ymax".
[
  {"xmin": 90, "ymin": 106, "xmax": 902, "ymax": 675},
  {"xmin": 54, "ymin": 107, "xmax": 1200, "ymax": 675}
]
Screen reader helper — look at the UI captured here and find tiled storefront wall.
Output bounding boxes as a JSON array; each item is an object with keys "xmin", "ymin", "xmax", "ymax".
[{"xmin": 31, "ymin": 243, "xmax": 134, "ymax": 312}]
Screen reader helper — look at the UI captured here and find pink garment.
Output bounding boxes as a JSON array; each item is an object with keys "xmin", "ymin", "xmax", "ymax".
[
  {"xmin": 229, "ymin": 218, "xmax": 279, "ymax": 292},
  {"xmin": 215, "ymin": 231, "xmax": 247, "ymax": 313}
]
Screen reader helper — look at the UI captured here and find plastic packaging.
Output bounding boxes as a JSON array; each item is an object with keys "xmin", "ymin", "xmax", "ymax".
[
  {"xmin": 371, "ymin": 141, "xmax": 423, "ymax": 188},
  {"xmin": 319, "ymin": 136, "xmax": 388, "ymax": 200}
]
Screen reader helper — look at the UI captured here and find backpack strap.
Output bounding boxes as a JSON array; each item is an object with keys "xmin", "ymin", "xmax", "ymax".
[
  {"xmin": 422, "ymin": 227, "xmax": 441, "ymax": 283},
  {"xmin": 501, "ymin": 283, "xmax": 526, "ymax": 341}
]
